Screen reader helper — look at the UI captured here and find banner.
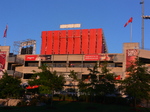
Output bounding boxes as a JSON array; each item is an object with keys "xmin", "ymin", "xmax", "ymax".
[
  {"xmin": 39, "ymin": 55, "xmax": 51, "ymax": 61},
  {"xmin": 84, "ymin": 55, "xmax": 100, "ymax": 61},
  {"xmin": 25, "ymin": 55, "xmax": 38, "ymax": 61},
  {"xmin": 100, "ymin": 54, "xmax": 114, "ymax": 61},
  {"xmin": 0, "ymin": 51, "xmax": 6, "ymax": 78},
  {"xmin": 25, "ymin": 55, "xmax": 51, "ymax": 61},
  {"xmin": 126, "ymin": 49, "xmax": 138, "ymax": 69},
  {"xmin": 126, "ymin": 49, "xmax": 138, "ymax": 78},
  {"xmin": 84, "ymin": 54, "xmax": 115, "ymax": 61}
]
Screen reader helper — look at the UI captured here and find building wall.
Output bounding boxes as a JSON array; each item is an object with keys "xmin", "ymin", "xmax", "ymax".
[
  {"xmin": 15, "ymin": 53, "xmax": 123, "ymax": 83},
  {"xmin": 5, "ymin": 42, "xmax": 150, "ymax": 90},
  {"xmin": 41, "ymin": 29, "xmax": 105, "ymax": 55}
]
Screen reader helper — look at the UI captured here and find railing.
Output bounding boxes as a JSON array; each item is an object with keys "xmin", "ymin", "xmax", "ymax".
[
  {"xmin": 6, "ymin": 70, "xmax": 23, "ymax": 78},
  {"xmin": 14, "ymin": 71, "xmax": 23, "ymax": 78},
  {"xmin": 7, "ymin": 70, "xmax": 14, "ymax": 76},
  {"xmin": 8, "ymin": 56, "xmax": 24, "ymax": 65}
]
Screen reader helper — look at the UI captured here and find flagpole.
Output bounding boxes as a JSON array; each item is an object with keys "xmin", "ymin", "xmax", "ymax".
[
  {"xmin": 130, "ymin": 22, "xmax": 132, "ymax": 42},
  {"xmin": 124, "ymin": 17, "xmax": 133, "ymax": 42},
  {"xmin": 3, "ymin": 25, "xmax": 8, "ymax": 46},
  {"xmin": 4, "ymin": 38, "xmax": 6, "ymax": 46}
]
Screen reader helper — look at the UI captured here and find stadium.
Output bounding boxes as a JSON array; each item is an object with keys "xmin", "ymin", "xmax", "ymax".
[{"xmin": 1, "ymin": 28, "xmax": 150, "ymax": 91}]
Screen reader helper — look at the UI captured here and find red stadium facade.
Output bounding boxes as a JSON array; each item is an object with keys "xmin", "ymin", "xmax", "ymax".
[{"xmin": 41, "ymin": 28, "xmax": 107, "ymax": 55}]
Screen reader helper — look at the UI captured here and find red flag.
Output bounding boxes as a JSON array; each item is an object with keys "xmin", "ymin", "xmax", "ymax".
[
  {"xmin": 124, "ymin": 17, "xmax": 133, "ymax": 27},
  {"xmin": 3, "ymin": 25, "xmax": 8, "ymax": 37}
]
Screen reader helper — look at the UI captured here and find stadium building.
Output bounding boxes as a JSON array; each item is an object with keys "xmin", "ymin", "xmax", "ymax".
[{"xmin": 1, "ymin": 28, "xmax": 150, "ymax": 90}]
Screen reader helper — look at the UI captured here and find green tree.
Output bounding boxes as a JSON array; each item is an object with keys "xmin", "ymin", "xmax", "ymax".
[
  {"xmin": 78, "ymin": 63, "xmax": 99, "ymax": 102},
  {"xmin": 0, "ymin": 72, "xmax": 24, "ymax": 99},
  {"xmin": 121, "ymin": 57, "xmax": 150, "ymax": 107},
  {"xmin": 97, "ymin": 62, "xmax": 116, "ymax": 96},
  {"xmin": 28, "ymin": 64, "xmax": 66, "ymax": 107},
  {"xmin": 69, "ymin": 70, "xmax": 78, "ymax": 92},
  {"xmin": 68, "ymin": 70, "xmax": 80, "ymax": 101},
  {"xmin": 78, "ymin": 62, "xmax": 116, "ymax": 103}
]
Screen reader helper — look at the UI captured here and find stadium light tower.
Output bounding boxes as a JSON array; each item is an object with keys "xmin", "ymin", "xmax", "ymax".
[
  {"xmin": 140, "ymin": 0, "xmax": 150, "ymax": 49},
  {"xmin": 142, "ymin": 15, "xmax": 150, "ymax": 19}
]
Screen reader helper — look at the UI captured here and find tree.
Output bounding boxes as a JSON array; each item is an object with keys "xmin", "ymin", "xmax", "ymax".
[
  {"xmin": 69, "ymin": 70, "xmax": 78, "ymax": 92},
  {"xmin": 78, "ymin": 63, "xmax": 99, "ymax": 102},
  {"xmin": 68, "ymin": 70, "xmax": 79, "ymax": 101},
  {"xmin": 97, "ymin": 62, "xmax": 116, "ymax": 96},
  {"xmin": 78, "ymin": 62, "xmax": 116, "ymax": 103},
  {"xmin": 0, "ymin": 72, "xmax": 24, "ymax": 99},
  {"xmin": 28, "ymin": 64, "xmax": 66, "ymax": 107},
  {"xmin": 121, "ymin": 57, "xmax": 150, "ymax": 107}
]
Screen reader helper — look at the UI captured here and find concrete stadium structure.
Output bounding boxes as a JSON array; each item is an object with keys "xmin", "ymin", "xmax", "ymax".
[{"xmin": 1, "ymin": 28, "xmax": 150, "ymax": 91}]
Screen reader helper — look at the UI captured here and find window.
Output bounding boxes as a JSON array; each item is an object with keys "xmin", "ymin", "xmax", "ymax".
[
  {"xmin": 24, "ymin": 74, "xmax": 33, "ymax": 79},
  {"xmin": 25, "ymin": 61, "xmax": 38, "ymax": 67}
]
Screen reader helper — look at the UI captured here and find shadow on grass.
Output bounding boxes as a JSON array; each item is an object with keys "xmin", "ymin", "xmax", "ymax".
[{"xmin": 0, "ymin": 101, "xmax": 149, "ymax": 112}]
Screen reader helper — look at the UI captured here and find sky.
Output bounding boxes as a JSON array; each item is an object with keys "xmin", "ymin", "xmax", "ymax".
[{"xmin": 0, "ymin": 0, "xmax": 150, "ymax": 54}]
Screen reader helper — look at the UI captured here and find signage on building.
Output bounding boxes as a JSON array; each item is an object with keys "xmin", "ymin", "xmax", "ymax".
[
  {"xmin": 126, "ymin": 49, "xmax": 138, "ymax": 69},
  {"xmin": 60, "ymin": 24, "xmax": 81, "ymax": 28},
  {"xmin": 25, "ymin": 55, "xmax": 38, "ymax": 61},
  {"xmin": 39, "ymin": 55, "xmax": 51, "ymax": 61},
  {"xmin": 126, "ymin": 49, "xmax": 138, "ymax": 77},
  {"xmin": 84, "ymin": 54, "xmax": 114, "ymax": 61},
  {"xmin": 84, "ymin": 55, "xmax": 100, "ymax": 61},
  {"xmin": 100, "ymin": 54, "xmax": 114, "ymax": 61},
  {"xmin": 25, "ymin": 55, "xmax": 51, "ymax": 61}
]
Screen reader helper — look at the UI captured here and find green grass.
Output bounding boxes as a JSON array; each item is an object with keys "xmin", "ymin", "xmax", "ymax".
[{"xmin": 0, "ymin": 101, "xmax": 149, "ymax": 112}]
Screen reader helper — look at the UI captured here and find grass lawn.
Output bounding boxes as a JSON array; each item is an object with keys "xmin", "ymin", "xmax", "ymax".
[{"xmin": 0, "ymin": 101, "xmax": 149, "ymax": 112}]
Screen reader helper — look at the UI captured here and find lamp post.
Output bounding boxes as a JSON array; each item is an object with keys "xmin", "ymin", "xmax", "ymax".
[
  {"xmin": 141, "ymin": 0, "xmax": 144, "ymax": 49},
  {"xmin": 142, "ymin": 15, "xmax": 150, "ymax": 49},
  {"xmin": 140, "ymin": 0, "xmax": 150, "ymax": 49}
]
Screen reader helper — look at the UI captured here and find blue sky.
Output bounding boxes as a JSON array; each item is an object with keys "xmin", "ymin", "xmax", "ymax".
[{"xmin": 0, "ymin": 0, "xmax": 150, "ymax": 54}]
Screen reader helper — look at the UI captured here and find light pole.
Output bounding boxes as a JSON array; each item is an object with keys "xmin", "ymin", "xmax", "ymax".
[
  {"xmin": 141, "ymin": 0, "xmax": 144, "ymax": 49},
  {"xmin": 140, "ymin": 0, "xmax": 150, "ymax": 49},
  {"xmin": 141, "ymin": 15, "xmax": 150, "ymax": 49}
]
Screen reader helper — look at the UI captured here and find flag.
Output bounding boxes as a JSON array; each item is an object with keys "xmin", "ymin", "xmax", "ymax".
[
  {"xmin": 3, "ymin": 25, "xmax": 8, "ymax": 37},
  {"xmin": 124, "ymin": 17, "xmax": 133, "ymax": 27}
]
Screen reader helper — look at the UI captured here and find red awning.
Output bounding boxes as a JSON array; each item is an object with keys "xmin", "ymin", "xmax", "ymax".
[
  {"xmin": 26, "ymin": 85, "xmax": 39, "ymax": 89},
  {"xmin": 114, "ymin": 75, "xmax": 121, "ymax": 80}
]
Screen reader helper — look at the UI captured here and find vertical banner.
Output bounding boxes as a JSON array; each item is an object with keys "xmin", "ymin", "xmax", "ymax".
[
  {"xmin": 126, "ymin": 49, "xmax": 138, "ymax": 69},
  {"xmin": 0, "ymin": 51, "xmax": 6, "ymax": 78},
  {"xmin": 126, "ymin": 49, "xmax": 138, "ymax": 78}
]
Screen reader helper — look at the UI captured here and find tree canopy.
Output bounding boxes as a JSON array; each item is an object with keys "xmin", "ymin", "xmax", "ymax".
[
  {"xmin": 28, "ymin": 64, "xmax": 66, "ymax": 95},
  {"xmin": 121, "ymin": 57, "xmax": 150, "ymax": 106},
  {"xmin": 78, "ymin": 62, "xmax": 116, "ymax": 101},
  {"xmin": 0, "ymin": 72, "xmax": 24, "ymax": 98}
]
